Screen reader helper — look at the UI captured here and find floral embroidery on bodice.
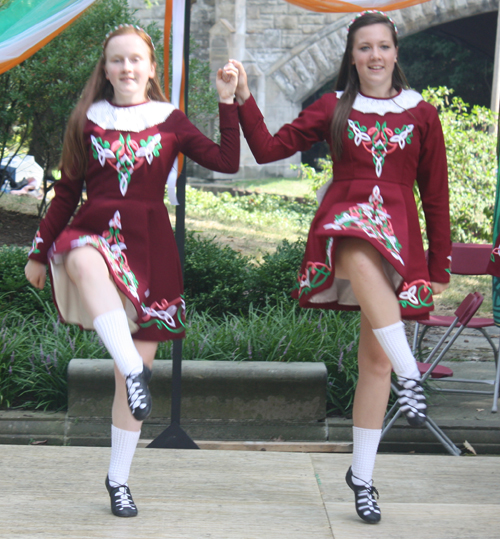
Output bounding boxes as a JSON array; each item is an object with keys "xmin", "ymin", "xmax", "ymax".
[
  {"xmin": 91, "ymin": 133, "xmax": 162, "ymax": 196},
  {"xmin": 347, "ymin": 119, "xmax": 414, "ymax": 178}
]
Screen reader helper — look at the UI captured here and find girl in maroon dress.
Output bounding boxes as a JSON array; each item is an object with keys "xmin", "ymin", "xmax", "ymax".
[
  {"xmin": 231, "ymin": 11, "xmax": 450, "ymax": 524},
  {"xmin": 25, "ymin": 25, "xmax": 240, "ymax": 517}
]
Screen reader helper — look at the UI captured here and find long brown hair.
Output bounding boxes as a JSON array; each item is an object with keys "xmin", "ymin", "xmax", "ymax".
[
  {"xmin": 60, "ymin": 25, "xmax": 167, "ymax": 179},
  {"xmin": 331, "ymin": 12, "xmax": 409, "ymax": 161}
]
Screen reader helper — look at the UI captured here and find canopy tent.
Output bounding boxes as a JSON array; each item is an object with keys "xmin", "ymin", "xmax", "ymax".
[
  {"xmin": 283, "ymin": 0, "xmax": 429, "ymax": 12},
  {"xmin": 0, "ymin": 0, "xmax": 96, "ymax": 75}
]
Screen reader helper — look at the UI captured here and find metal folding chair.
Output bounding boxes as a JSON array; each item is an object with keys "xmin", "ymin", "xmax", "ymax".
[
  {"xmin": 413, "ymin": 243, "xmax": 500, "ymax": 413},
  {"xmin": 381, "ymin": 292, "xmax": 484, "ymax": 456}
]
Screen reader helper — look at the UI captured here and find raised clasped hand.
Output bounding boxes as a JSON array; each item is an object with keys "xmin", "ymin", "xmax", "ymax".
[
  {"xmin": 216, "ymin": 62, "xmax": 239, "ymax": 104},
  {"xmin": 228, "ymin": 59, "xmax": 250, "ymax": 105}
]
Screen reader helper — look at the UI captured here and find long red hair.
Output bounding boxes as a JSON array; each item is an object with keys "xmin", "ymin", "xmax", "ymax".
[{"xmin": 60, "ymin": 25, "xmax": 167, "ymax": 179}]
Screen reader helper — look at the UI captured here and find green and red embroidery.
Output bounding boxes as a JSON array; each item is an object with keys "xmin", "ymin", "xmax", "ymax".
[
  {"xmin": 28, "ymin": 228, "xmax": 43, "ymax": 256},
  {"xmin": 323, "ymin": 186, "xmax": 404, "ymax": 265},
  {"xmin": 399, "ymin": 279, "xmax": 433, "ymax": 310},
  {"xmin": 492, "ymin": 242, "xmax": 500, "ymax": 263},
  {"xmin": 140, "ymin": 295, "xmax": 186, "ymax": 333},
  {"xmin": 71, "ymin": 211, "xmax": 140, "ymax": 300},
  {"xmin": 297, "ymin": 238, "xmax": 334, "ymax": 298},
  {"xmin": 347, "ymin": 119, "xmax": 414, "ymax": 177},
  {"xmin": 91, "ymin": 133, "xmax": 162, "ymax": 196}
]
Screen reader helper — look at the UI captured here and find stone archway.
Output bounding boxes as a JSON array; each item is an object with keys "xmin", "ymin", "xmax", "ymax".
[
  {"xmin": 130, "ymin": 0, "xmax": 499, "ymax": 178},
  {"xmin": 268, "ymin": 0, "xmax": 499, "ymax": 105}
]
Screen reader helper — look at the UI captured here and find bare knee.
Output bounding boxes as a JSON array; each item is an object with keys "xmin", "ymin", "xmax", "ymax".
[
  {"xmin": 359, "ymin": 350, "xmax": 393, "ymax": 380},
  {"xmin": 336, "ymin": 238, "xmax": 383, "ymax": 278},
  {"xmin": 65, "ymin": 247, "xmax": 109, "ymax": 284}
]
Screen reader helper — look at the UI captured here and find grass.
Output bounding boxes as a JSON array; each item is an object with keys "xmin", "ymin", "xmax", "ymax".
[
  {"xmin": 225, "ymin": 177, "xmax": 310, "ymax": 198},
  {"xmin": 166, "ymin": 184, "xmax": 315, "ymax": 261},
  {"xmin": 0, "ymin": 192, "xmax": 40, "ymax": 214},
  {"xmin": 433, "ymin": 274, "xmax": 492, "ymax": 318}
]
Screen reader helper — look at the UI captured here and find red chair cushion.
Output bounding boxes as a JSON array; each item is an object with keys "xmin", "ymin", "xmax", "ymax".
[
  {"xmin": 418, "ymin": 316, "xmax": 494, "ymax": 329},
  {"xmin": 417, "ymin": 361, "xmax": 453, "ymax": 379}
]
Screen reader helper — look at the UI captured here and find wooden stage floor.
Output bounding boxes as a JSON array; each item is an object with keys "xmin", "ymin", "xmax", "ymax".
[{"xmin": 0, "ymin": 445, "xmax": 499, "ymax": 538}]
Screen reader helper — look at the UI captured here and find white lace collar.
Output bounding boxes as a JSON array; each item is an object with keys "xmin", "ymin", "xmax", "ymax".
[
  {"xmin": 335, "ymin": 89, "xmax": 423, "ymax": 115},
  {"xmin": 87, "ymin": 100, "xmax": 176, "ymax": 132}
]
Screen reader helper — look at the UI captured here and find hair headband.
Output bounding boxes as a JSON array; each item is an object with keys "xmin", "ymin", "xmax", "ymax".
[
  {"xmin": 347, "ymin": 10, "xmax": 398, "ymax": 35},
  {"xmin": 103, "ymin": 24, "xmax": 155, "ymax": 50}
]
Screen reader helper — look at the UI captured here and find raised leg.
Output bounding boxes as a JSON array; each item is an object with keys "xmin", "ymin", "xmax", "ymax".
[
  {"xmin": 336, "ymin": 238, "xmax": 426, "ymax": 424},
  {"xmin": 64, "ymin": 246, "xmax": 123, "ymax": 318}
]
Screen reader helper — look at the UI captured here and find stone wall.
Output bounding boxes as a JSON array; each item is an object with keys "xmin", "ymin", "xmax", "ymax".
[{"xmin": 128, "ymin": 0, "xmax": 499, "ymax": 179}]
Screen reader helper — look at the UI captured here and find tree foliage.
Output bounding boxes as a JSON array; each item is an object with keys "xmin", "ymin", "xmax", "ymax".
[
  {"xmin": 420, "ymin": 87, "xmax": 497, "ymax": 243},
  {"xmin": 399, "ymin": 32, "xmax": 493, "ymax": 109}
]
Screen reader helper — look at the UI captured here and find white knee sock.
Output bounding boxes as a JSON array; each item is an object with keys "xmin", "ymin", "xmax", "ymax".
[
  {"xmin": 108, "ymin": 425, "xmax": 141, "ymax": 487},
  {"xmin": 351, "ymin": 426, "xmax": 382, "ymax": 485},
  {"xmin": 93, "ymin": 309, "xmax": 143, "ymax": 378},
  {"xmin": 372, "ymin": 321, "xmax": 420, "ymax": 380}
]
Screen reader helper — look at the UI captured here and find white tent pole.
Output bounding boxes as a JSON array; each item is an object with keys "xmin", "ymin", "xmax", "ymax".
[{"xmin": 491, "ymin": 8, "xmax": 500, "ymax": 114}]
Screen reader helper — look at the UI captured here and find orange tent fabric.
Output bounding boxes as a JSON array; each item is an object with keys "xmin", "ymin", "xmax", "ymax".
[{"xmin": 283, "ymin": 0, "xmax": 430, "ymax": 12}]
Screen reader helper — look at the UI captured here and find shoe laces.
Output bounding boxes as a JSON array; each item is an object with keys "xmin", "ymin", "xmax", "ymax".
[
  {"xmin": 113, "ymin": 485, "xmax": 136, "ymax": 511},
  {"xmin": 353, "ymin": 475, "xmax": 379, "ymax": 500},
  {"xmin": 352, "ymin": 476, "xmax": 380, "ymax": 516},
  {"xmin": 126, "ymin": 373, "xmax": 147, "ymax": 411},
  {"xmin": 397, "ymin": 377, "xmax": 426, "ymax": 415}
]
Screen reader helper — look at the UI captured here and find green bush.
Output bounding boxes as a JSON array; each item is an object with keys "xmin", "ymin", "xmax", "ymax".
[
  {"xmin": 422, "ymin": 87, "xmax": 497, "ymax": 243},
  {"xmin": 183, "ymin": 233, "xmax": 308, "ymax": 316},
  {"xmin": 183, "ymin": 231, "xmax": 250, "ymax": 316},
  {"xmin": 0, "ymin": 308, "xmax": 107, "ymax": 410},
  {"xmin": 0, "ymin": 303, "xmax": 360, "ymax": 415},
  {"xmin": 0, "ymin": 245, "xmax": 53, "ymax": 315},
  {"xmin": 245, "ymin": 239, "xmax": 306, "ymax": 308}
]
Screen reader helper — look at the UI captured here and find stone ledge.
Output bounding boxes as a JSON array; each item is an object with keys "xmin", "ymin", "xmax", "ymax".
[
  {"xmin": 67, "ymin": 359, "xmax": 328, "ymax": 422},
  {"xmin": 327, "ymin": 417, "xmax": 500, "ymax": 455},
  {"xmin": 0, "ymin": 411, "xmax": 329, "ymax": 446},
  {"xmin": 0, "ymin": 411, "xmax": 66, "ymax": 446}
]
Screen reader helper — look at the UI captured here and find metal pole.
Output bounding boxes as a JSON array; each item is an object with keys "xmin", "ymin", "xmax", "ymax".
[
  {"xmin": 492, "ymin": 8, "xmax": 500, "ymax": 114},
  {"xmin": 148, "ymin": 0, "xmax": 198, "ymax": 450}
]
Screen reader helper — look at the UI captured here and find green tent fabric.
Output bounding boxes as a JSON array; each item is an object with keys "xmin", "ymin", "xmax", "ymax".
[
  {"xmin": 492, "ymin": 155, "xmax": 500, "ymax": 325},
  {"xmin": 0, "ymin": 0, "xmax": 95, "ymax": 74}
]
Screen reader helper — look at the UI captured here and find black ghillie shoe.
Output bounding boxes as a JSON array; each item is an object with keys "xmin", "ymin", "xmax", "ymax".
[
  {"xmin": 105, "ymin": 475, "xmax": 138, "ymax": 517},
  {"xmin": 395, "ymin": 376, "xmax": 427, "ymax": 427},
  {"xmin": 126, "ymin": 365, "xmax": 152, "ymax": 421},
  {"xmin": 345, "ymin": 467, "xmax": 381, "ymax": 524}
]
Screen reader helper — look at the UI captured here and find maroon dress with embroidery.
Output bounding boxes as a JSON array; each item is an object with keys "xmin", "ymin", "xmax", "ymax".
[
  {"xmin": 28, "ymin": 100, "xmax": 240, "ymax": 340},
  {"xmin": 238, "ymin": 90, "xmax": 451, "ymax": 320}
]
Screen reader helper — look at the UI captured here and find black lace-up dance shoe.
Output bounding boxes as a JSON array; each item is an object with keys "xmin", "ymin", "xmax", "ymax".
[
  {"xmin": 345, "ymin": 467, "xmax": 381, "ymax": 524},
  {"xmin": 125, "ymin": 365, "xmax": 152, "ymax": 420},
  {"xmin": 105, "ymin": 475, "xmax": 138, "ymax": 517},
  {"xmin": 395, "ymin": 376, "xmax": 427, "ymax": 426}
]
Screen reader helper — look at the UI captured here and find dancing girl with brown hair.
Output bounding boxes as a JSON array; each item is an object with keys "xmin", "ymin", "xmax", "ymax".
[
  {"xmin": 25, "ymin": 25, "xmax": 239, "ymax": 517},
  {"xmin": 230, "ymin": 10, "xmax": 450, "ymax": 523}
]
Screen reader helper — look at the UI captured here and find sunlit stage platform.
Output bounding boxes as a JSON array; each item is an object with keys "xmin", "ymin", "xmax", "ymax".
[{"xmin": 0, "ymin": 445, "xmax": 499, "ymax": 538}]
